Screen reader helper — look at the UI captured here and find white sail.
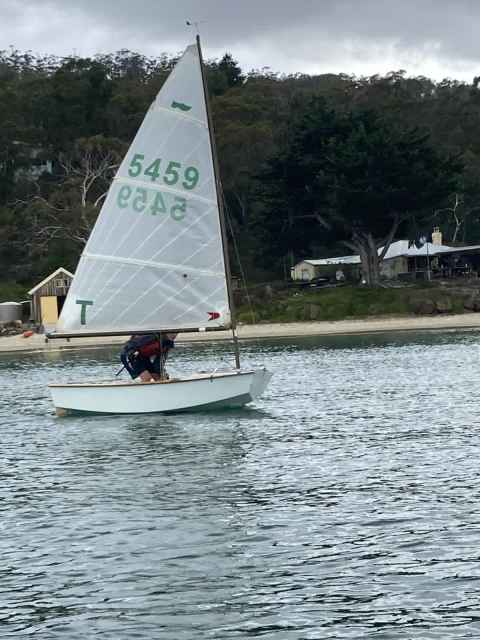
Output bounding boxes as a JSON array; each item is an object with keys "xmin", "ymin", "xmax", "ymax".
[{"xmin": 57, "ymin": 44, "xmax": 230, "ymax": 334}]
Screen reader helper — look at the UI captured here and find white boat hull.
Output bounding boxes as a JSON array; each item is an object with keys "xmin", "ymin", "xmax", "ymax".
[{"xmin": 49, "ymin": 369, "xmax": 271, "ymax": 416}]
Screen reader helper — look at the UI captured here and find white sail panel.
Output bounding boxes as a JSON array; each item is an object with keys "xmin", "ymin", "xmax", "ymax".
[{"xmin": 57, "ymin": 44, "xmax": 230, "ymax": 334}]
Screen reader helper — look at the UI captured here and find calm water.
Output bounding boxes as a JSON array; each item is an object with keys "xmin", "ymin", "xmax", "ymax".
[{"xmin": 2, "ymin": 331, "xmax": 480, "ymax": 639}]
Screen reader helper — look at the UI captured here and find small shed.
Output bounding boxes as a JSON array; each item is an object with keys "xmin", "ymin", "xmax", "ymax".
[
  {"xmin": 28, "ymin": 267, "xmax": 74, "ymax": 326},
  {"xmin": 291, "ymin": 256, "xmax": 361, "ymax": 281}
]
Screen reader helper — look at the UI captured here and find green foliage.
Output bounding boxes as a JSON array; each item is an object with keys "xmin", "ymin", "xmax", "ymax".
[
  {"xmin": 237, "ymin": 285, "xmax": 468, "ymax": 323},
  {"xmin": 207, "ymin": 54, "xmax": 244, "ymax": 96},
  {"xmin": 0, "ymin": 46, "xmax": 478, "ymax": 290},
  {"xmin": 0, "ymin": 281, "xmax": 28, "ymax": 301},
  {"xmin": 253, "ymin": 100, "xmax": 462, "ymax": 280}
]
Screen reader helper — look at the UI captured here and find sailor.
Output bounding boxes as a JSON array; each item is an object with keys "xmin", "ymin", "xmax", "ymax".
[{"xmin": 120, "ymin": 333, "xmax": 177, "ymax": 382}]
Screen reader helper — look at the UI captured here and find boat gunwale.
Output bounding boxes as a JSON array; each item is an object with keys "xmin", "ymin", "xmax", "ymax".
[{"xmin": 48, "ymin": 369, "xmax": 261, "ymax": 389}]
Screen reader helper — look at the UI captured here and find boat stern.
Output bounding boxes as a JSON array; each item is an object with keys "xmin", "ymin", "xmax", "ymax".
[{"xmin": 248, "ymin": 368, "xmax": 272, "ymax": 400}]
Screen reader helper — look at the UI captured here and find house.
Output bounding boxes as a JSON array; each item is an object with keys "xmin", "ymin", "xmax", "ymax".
[
  {"xmin": 292, "ymin": 230, "xmax": 480, "ymax": 281},
  {"xmin": 378, "ymin": 236, "xmax": 480, "ymax": 279},
  {"xmin": 28, "ymin": 268, "xmax": 74, "ymax": 327}
]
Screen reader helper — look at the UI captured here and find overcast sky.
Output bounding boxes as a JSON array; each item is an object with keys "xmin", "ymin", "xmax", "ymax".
[{"xmin": 1, "ymin": 0, "xmax": 479, "ymax": 81}]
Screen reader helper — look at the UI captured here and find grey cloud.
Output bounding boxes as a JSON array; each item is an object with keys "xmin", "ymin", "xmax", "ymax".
[{"xmin": 1, "ymin": 0, "xmax": 480, "ymax": 79}]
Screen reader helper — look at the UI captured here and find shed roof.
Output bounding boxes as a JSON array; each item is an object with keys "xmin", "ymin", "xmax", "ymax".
[
  {"xmin": 299, "ymin": 240, "xmax": 480, "ymax": 268},
  {"xmin": 303, "ymin": 255, "xmax": 361, "ymax": 266},
  {"xmin": 384, "ymin": 240, "xmax": 480, "ymax": 258},
  {"xmin": 408, "ymin": 243, "xmax": 480, "ymax": 257},
  {"xmin": 28, "ymin": 267, "xmax": 74, "ymax": 295}
]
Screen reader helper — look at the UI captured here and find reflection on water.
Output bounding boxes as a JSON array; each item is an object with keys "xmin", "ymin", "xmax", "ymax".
[{"xmin": 2, "ymin": 331, "xmax": 480, "ymax": 638}]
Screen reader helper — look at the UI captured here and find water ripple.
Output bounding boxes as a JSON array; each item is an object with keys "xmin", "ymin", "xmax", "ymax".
[{"xmin": 1, "ymin": 332, "xmax": 480, "ymax": 638}]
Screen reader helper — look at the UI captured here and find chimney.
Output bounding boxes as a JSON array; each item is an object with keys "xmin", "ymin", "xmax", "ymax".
[{"xmin": 432, "ymin": 227, "xmax": 442, "ymax": 245}]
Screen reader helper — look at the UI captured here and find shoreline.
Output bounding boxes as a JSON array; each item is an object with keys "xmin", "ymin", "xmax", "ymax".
[{"xmin": 1, "ymin": 313, "xmax": 480, "ymax": 354}]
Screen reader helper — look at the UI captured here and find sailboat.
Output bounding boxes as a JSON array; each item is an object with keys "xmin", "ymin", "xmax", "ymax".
[{"xmin": 47, "ymin": 37, "xmax": 272, "ymax": 415}]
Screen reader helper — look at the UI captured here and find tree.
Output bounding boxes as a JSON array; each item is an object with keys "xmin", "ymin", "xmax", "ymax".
[
  {"xmin": 2, "ymin": 46, "xmax": 480, "ymax": 289},
  {"xmin": 433, "ymin": 149, "xmax": 480, "ymax": 244},
  {"xmin": 13, "ymin": 135, "xmax": 124, "ymax": 249},
  {"xmin": 256, "ymin": 100, "xmax": 463, "ymax": 284},
  {"xmin": 207, "ymin": 53, "xmax": 244, "ymax": 96},
  {"xmin": 218, "ymin": 53, "xmax": 244, "ymax": 88}
]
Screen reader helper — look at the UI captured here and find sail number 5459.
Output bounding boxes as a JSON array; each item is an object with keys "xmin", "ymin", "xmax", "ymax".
[{"xmin": 128, "ymin": 153, "xmax": 199, "ymax": 190}]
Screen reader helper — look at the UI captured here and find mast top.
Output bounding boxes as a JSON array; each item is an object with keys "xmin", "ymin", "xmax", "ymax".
[{"xmin": 186, "ymin": 20, "xmax": 204, "ymax": 38}]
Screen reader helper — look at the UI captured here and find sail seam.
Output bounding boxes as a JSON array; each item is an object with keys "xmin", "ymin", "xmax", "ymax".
[
  {"xmin": 153, "ymin": 103, "xmax": 207, "ymax": 127},
  {"xmin": 113, "ymin": 176, "xmax": 217, "ymax": 206},
  {"xmin": 173, "ymin": 281, "xmax": 228, "ymax": 322},
  {"xmin": 82, "ymin": 252, "xmax": 224, "ymax": 277},
  {"xmin": 84, "ymin": 203, "xmax": 221, "ymax": 321},
  {"xmin": 111, "ymin": 238, "xmax": 224, "ymax": 326},
  {"xmin": 94, "ymin": 103, "xmax": 186, "ymax": 259},
  {"xmin": 137, "ymin": 260, "xmax": 225, "ymax": 327}
]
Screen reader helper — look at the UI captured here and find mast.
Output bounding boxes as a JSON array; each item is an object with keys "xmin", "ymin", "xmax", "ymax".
[{"xmin": 196, "ymin": 34, "xmax": 241, "ymax": 370}]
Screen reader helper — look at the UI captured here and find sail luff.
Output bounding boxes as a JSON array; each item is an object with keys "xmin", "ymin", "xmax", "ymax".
[{"xmin": 196, "ymin": 35, "xmax": 241, "ymax": 369}]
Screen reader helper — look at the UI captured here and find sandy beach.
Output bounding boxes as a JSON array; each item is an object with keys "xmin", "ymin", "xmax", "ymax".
[{"xmin": 2, "ymin": 313, "xmax": 480, "ymax": 353}]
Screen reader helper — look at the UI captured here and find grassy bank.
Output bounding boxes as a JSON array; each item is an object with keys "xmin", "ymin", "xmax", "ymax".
[
  {"xmin": 0, "ymin": 282, "xmax": 28, "ymax": 302},
  {"xmin": 1, "ymin": 280, "xmax": 475, "ymax": 327},
  {"xmin": 236, "ymin": 284, "xmax": 472, "ymax": 324}
]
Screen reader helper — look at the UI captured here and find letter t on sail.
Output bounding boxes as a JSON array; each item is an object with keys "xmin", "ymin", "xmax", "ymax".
[{"xmin": 76, "ymin": 299, "xmax": 94, "ymax": 325}]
